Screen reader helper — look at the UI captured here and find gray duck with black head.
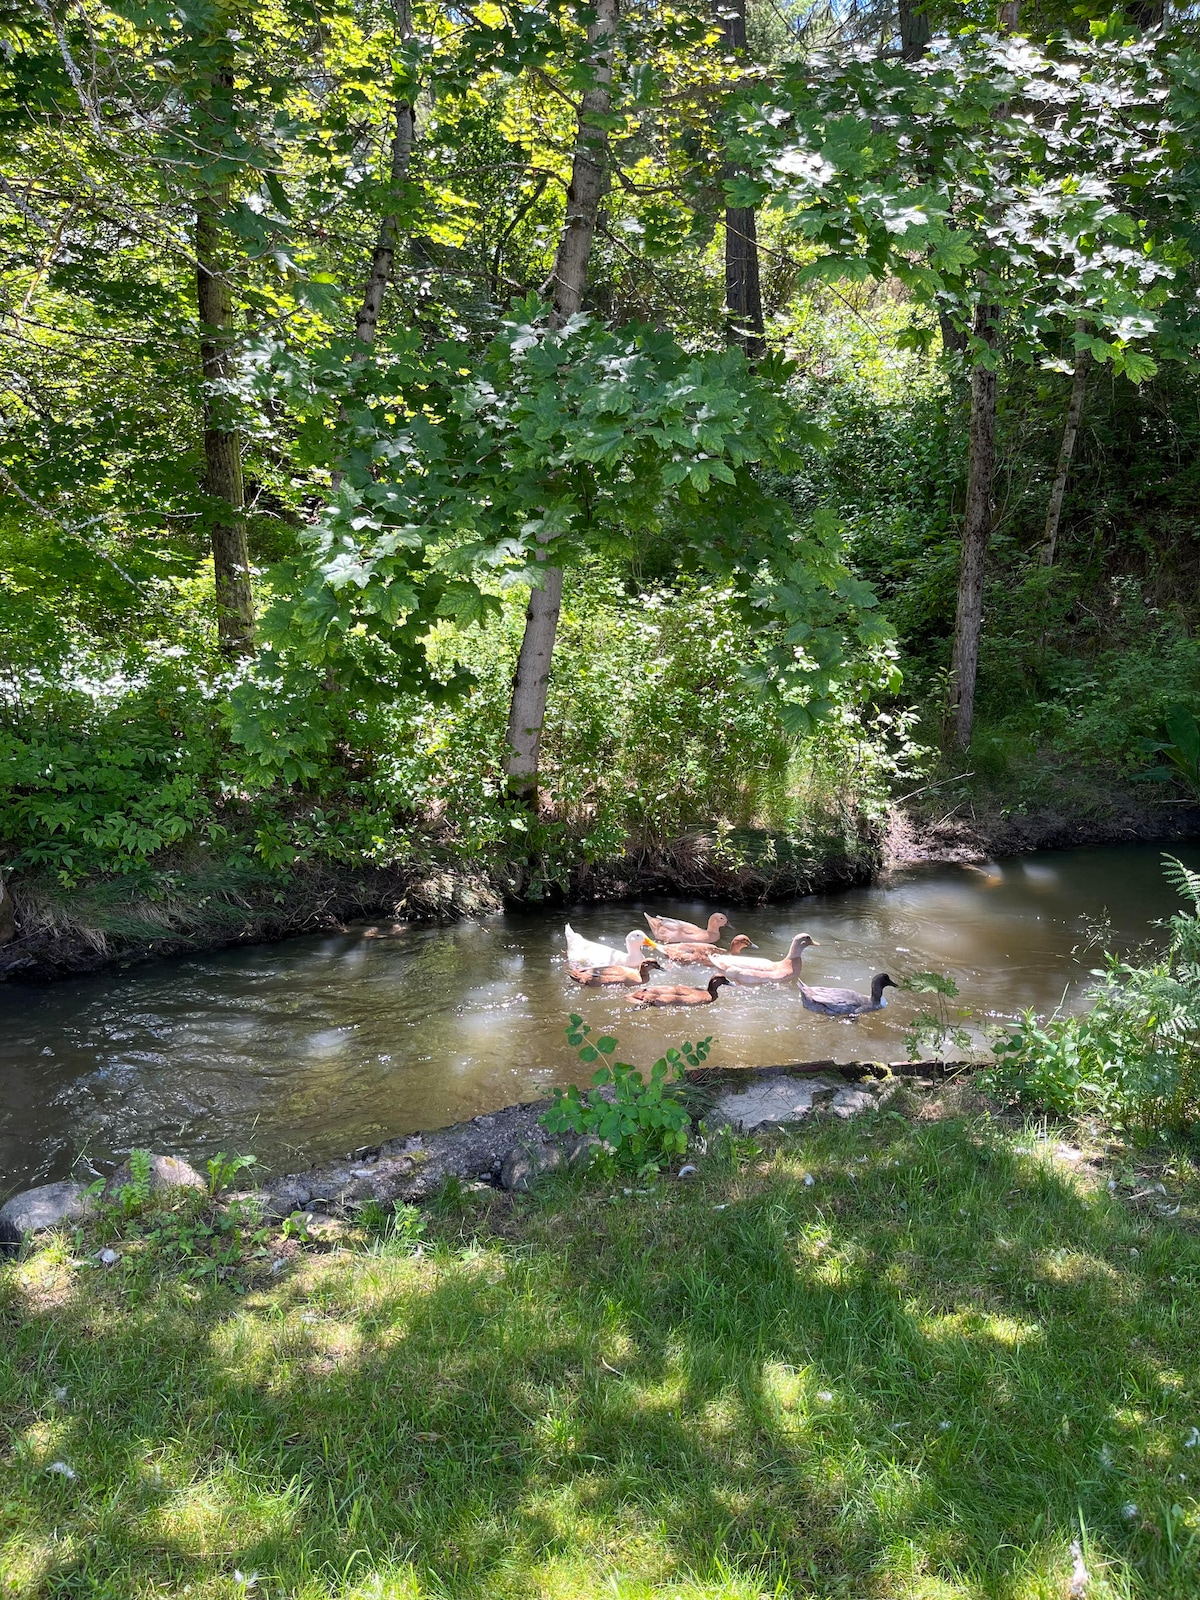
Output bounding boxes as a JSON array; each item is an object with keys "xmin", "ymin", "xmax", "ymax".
[{"xmin": 799, "ymin": 973, "xmax": 896, "ymax": 1018}]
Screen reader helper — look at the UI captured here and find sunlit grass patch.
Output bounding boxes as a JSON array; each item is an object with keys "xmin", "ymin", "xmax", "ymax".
[{"xmin": 2, "ymin": 1115, "xmax": 1200, "ymax": 1598}]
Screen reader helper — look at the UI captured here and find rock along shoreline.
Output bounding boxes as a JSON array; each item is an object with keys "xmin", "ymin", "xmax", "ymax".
[{"xmin": 0, "ymin": 1057, "xmax": 966, "ymax": 1249}]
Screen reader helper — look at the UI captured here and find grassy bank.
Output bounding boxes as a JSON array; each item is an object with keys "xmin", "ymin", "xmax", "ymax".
[{"xmin": 4, "ymin": 1113, "xmax": 1200, "ymax": 1599}]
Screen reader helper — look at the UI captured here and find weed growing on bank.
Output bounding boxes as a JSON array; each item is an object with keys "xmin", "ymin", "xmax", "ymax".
[{"xmin": 3, "ymin": 1114, "xmax": 1200, "ymax": 1599}]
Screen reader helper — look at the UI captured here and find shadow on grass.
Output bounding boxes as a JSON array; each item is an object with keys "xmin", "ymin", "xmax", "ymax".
[{"xmin": 3, "ymin": 1117, "xmax": 1199, "ymax": 1599}]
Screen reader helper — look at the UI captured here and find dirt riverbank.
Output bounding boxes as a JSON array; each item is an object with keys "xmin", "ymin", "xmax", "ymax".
[{"xmin": 3, "ymin": 786, "xmax": 1198, "ymax": 983}]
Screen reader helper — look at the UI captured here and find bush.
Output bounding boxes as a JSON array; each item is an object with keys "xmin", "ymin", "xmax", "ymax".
[{"xmin": 985, "ymin": 857, "xmax": 1200, "ymax": 1138}]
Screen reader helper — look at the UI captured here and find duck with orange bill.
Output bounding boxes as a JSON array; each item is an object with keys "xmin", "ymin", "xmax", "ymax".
[{"xmin": 564, "ymin": 925, "xmax": 654, "ymax": 968}]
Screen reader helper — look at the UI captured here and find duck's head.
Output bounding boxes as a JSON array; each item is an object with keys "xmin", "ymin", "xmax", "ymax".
[
  {"xmin": 872, "ymin": 973, "xmax": 897, "ymax": 1002},
  {"xmin": 729, "ymin": 934, "xmax": 757, "ymax": 952},
  {"xmin": 638, "ymin": 960, "xmax": 662, "ymax": 979},
  {"xmin": 709, "ymin": 913, "xmax": 730, "ymax": 932},
  {"xmin": 708, "ymin": 974, "xmax": 731, "ymax": 994},
  {"xmin": 790, "ymin": 933, "xmax": 819, "ymax": 954}
]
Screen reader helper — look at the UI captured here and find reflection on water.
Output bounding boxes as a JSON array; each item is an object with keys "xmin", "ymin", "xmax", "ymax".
[{"xmin": 2, "ymin": 843, "xmax": 1197, "ymax": 1191}]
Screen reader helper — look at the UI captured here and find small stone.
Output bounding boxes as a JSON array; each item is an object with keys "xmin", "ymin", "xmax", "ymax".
[
  {"xmin": 816, "ymin": 1391, "xmax": 834, "ymax": 1403},
  {"xmin": 676, "ymin": 1164, "xmax": 698, "ymax": 1179},
  {"xmin": 829, "ymin": 1086, "xmax": 878, "ymax": 1120},
  {"xmin": 1121, "ymin": 1502, "xmax": 1138, "ymax": 1520},
  {"xmin": 1185, "ymin": 1427, "xmax": 1200, "ymax": 1448},
  {"xmin": 270, "ymin": 1257, "xmax": 286, "ymax": 1274},
  {"xmin": 97, "ymin": 1247, "xmax": 120, "ymax": 1266},
  {"xmin": 47, "ymin": 1461, "xmax": 76, "ymax": 1479}
]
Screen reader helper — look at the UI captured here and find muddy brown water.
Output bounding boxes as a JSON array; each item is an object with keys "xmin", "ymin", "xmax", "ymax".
[{"xmin": 2, "ymin": 843, "xmax": 1197, "ymax": 1194}]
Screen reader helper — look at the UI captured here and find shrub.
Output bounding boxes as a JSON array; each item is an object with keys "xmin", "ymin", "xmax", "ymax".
[{"xmin": 985, "ymin": 857, "xmax": 1200, "ymax": 1138}]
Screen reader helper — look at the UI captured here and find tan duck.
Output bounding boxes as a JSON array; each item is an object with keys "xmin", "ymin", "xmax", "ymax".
[
  {"xmin": 567, "ymin": 959, "xmax": 661, "ymax": 988},
  {"xmin": 710, "ymin": 933, "xmax": 817, "ymax": 985},
  {"xmin": 626, "ymin": 974, "xmax": 731, "ymax": 1008},
  {"xmin": 643, "ymin": 911, "xmax": 729, "ymax": 945},
  {"xmin": 799, "ymin": 973, "xmax": 896, "ymax": 1017},
  {"xmin": 655, "ymin": 934, "xmax": 756, "ymax": 967}
]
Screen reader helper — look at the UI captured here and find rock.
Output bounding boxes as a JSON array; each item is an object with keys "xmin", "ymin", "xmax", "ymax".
[
  {"xmin": 0, "ymin": 1181, "xmax": 95, "ymax": 1242},
  {"xmin": 566, "ymin": 1135, "xmax": 601, "ymax": 1171},
  {"xmin": 258, "ymin": 1177, "xmax": 313, "ymax": 1218},
  {"xmin": 102, "ymin": 1153, "xmax": 206, "ymax": 1201},
  {"xmin": 714, "ymin": 1074, "xmax": 843, "ymax": 1132},
  {"xmin": 500, "ymin": 1140, "xmax": 565, "ymax": 1193},
  {"xmin": 96, "ymin": 1247, "xmax": 120, "ymax": 1266},
  {"xmin": 827, "ymin": 1085, "xmax": 880, "ymax": 1120}
]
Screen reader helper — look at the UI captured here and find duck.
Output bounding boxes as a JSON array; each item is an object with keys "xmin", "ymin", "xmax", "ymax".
[
  {"xmin": 710, "ymin": 933, "xmax": 818, "ymax": 985},
  {"xmin": 654, "ymin": 934, "xmax": 757, "ymax": 967},
  {"xmin": 799, "ymin": 973, "xmax": 896, "ymax": 1017},
  {"xmin": 564, "ymin": 925, "xmax": 654, "ymax": 968},
  {"xmin": 627, "ymin": 973, "xmax": 731, "ymax": 1008},
  {"xmin": 567, "ymin": 959, "xmax": 662, "ymax": 988},
  {"xmin": 643, "ymin": 911, "xmax": 729, "ymax": 945}
]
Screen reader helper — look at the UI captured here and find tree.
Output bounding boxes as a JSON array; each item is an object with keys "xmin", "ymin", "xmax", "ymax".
[
  {"xmin": 728, "ymin": 21, "xmax": 1191, "ymax": 745},
  {"xmin": 718, "ymin": 0, "xmax": 766, "ymax": 359},
  {"xmin": 503, "ymin": 0, "xmax": 621, "ymax": 805}
]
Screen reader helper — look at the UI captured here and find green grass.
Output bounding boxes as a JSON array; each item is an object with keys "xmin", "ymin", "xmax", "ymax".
[{"xmin": 3, "ymin": 1116, "xmax": 1200, "ymax": 1599}]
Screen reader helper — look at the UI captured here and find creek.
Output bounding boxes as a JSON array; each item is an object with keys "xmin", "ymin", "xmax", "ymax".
[{"xmin": 2, "ymin": 842, "xmax": 1197, "ymax": 1193}]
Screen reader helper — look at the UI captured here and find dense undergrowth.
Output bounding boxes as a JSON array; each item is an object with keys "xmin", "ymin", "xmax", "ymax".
[{"xmin": 4, "ymin": 1112, "xmax": 1200, "ymax": 1599}]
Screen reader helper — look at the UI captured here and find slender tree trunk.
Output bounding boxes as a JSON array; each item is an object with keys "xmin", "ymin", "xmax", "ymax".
[
  {"xmin": 718, "ymin": 0, "xmax": 764, "ymax": 359},
  {"xmin": 1041, "ymin": 337, "xmax": 1089, "ymax": 568},
  {"xmin": 948, "ymin": 306, "xmax": 998, "ymax": 749},
  {"xmin": 946, "ymin": 0, "xmax": 1020, "ymax": 748},
  {"xmin": 196, "ymin": 181, "xmax": 254, "ymax": 657},
  {"xmin": 354, "ymin": 0, "xmax": 414, "ymax": 350},
  {"xmin": 504, "ymin": 0, "xmax": 619, "ymax": 805}
]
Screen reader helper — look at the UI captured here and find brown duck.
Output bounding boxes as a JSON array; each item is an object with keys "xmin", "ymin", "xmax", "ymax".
[
  {"xmin": 567, "ymin": 959, "xmax": 661, "ymax": 988},
  {"xmin": 626, "ymin": 974, "xmax": 731, "ymax": 1008},
  {"xmin": 655, "ymin": 934, "xmax": 756, "ymax": 967},
  {"xmin": 643, "ymin": 911, "xmax": 729, "ymax": 945}
]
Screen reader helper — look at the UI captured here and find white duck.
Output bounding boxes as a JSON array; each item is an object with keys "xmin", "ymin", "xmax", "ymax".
[
  {"xmin": 709, "ymin": 933, "xmax": 818, "ymax": 985},
  {"xmin": 564, "ymin": 925, "xmax": 654, "ymax": 968}
]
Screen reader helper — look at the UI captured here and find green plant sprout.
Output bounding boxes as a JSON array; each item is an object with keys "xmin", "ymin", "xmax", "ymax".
[
  {"xmin": 902, "ymin": 973, "xmax": 974, "ymax": 1064},
  {"xmin": 1138, "ymin": 704, "xmax": 1200, "ymax": 803},
  {"xmin": 541, "ymin": 1016, "xmax": 712, "ymax": 1175}
]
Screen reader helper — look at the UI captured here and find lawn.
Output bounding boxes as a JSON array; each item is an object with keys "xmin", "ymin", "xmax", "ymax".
[{"xmin": 2, "ymin": 1114, "xmax": 1199, "ymax": 1600}]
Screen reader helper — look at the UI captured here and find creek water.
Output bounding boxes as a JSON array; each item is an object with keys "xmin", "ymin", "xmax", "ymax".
[{"xmin": 2, "ymin": 842, "xmax": 1197, "ymax": 1194}]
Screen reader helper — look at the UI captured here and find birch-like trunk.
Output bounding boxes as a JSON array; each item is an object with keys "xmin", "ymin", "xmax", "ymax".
[
  {"xmin": 504, "ymin": 0, "xmax": 619, "ymax": 805},
  {"xmin": 1041, "ymin": 340, "xmax": 1089, "ymax": 568},
  {"xmin": 354, "ymin": 0, "xmax": 414, "ymax": 349},
  {"xmin": 719, "ymin": 0, "xmax": 764, "ymax": 359},
  {"xmin": 196, "ymin": 180, "xmax": 254, "ymax": 657},
  {"xmin": 948, "ymin": 307, "xmax": 998, "ymax": 749}
]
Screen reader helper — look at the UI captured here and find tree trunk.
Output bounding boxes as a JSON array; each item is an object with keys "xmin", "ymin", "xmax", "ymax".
[
  {"xmin": 196, "ymin": 182, "xmax": 254, "ymax": 657},
  {"xmin": 1041, "ymin": 337, "xmax": 1089, "ymax": 568},
  {"xmin": 948, "ymin": 307, "xmax": 998, "ymax": 749},
  {"xmin": 354, "ymin": 0, "xmax": 414, "ymax": 350},
  {"xmin": 719, "ymin": 0, "xmax": 764, "ymax": 359},
  {"xmin": 504, "ymin": 0, "xmax": 619, "ymax": 805},
  {"xmin": 898, "ymin": 0, "xmax": 931, "ymax": 60}
]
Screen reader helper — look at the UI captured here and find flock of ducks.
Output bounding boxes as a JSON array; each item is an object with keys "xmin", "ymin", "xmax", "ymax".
[{"xmin": 564, "ymin": 912, "xmax": 896, "ymax": 1016}]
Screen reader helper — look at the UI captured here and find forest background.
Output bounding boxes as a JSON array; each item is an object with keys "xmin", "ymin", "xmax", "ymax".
[{"xmin": 4, "ymin": 0, "xmax": 1200, "ymax": 962}]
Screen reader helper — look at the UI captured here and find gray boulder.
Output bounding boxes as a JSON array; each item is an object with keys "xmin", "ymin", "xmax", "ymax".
[
  {"xmin": 103, "ymin": 1153, "xmax": 206, "ymax": 1201},
  {"xmin": 0, "ymin": 1181, "xmax": 95, "ymax": 1242},
  {"xmin": 500, "ymin": 1140, "xmax": 565, "ymax": 1193}
]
